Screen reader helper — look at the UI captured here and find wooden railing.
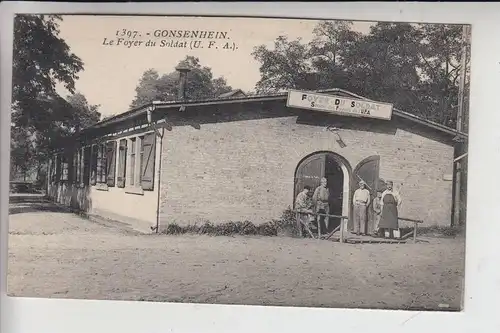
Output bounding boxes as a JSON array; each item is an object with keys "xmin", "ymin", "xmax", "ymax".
[
  {"xmin": 398, "ymin": 217, "xmax": 424, "ymax": 243},
  {"xmin": 294, "ymin": 210, "xmax": 348, "ymax": 243},
  {"xmin": 294, "ymin": 210, "xmax": 424, "ymax": 244}
]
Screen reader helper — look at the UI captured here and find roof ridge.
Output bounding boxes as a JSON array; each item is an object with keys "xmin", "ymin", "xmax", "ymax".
[{"xmin": 83, "ymin": 88, "xmax": 467, "ymax": 139}]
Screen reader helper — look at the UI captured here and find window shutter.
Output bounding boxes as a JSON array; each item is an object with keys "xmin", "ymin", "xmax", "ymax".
[
  {"xmin": 52, "ymin": 155, "xmax": 59, "ymax": 183},
  {"xmin": 140, "ymin": 133, "xmax": 156, "ymax": 191},
  {"xmin": 55, "ymin": 154, "xmax": 61, "ymax": 182},
  {"xmin": 83, "ymin": 147, "xmax": 91, "ymax": 185},
  {"xmin": 106, "ymin": 141, "xmax": 117, "ymax": 187},
  {"xmin": 117, "ymin": 139, "xmax": 127, "ymax": 188},
  {"xmin": 79, "ymin": 148, "xmax": 85, "ymax": 184},
  {"xmin": 70, "ymin": 151, "xmax": 76, "ymax": 183},
  {"xmin": 90, "ymin": 145, "xmax": 97, "ymax": 185}
]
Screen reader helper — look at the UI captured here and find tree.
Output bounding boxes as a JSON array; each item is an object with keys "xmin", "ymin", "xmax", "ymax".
[
  {"xmin": 342, "ymin": 23, "xmax": 423, "ymax": 113},
  {"xmin": 416, "ymin": 24, "xmax": 471, "ymax": 128},
  {"xmin": 252, "ymin": 20, "xmax": 471, "ymax": 129},
  {"xmin": 66, "ymin": 92, "xmax": 101, "ymax": 131},
  {"xmin": 252, "ymin": 21, "xmax": 362, "ymax": 94},
  {"xmin": 252, "ymin": 36, "xmax": 314, "ymax": 93},
  {"xmin": 130, "ymin": 56, "xmax": 233, "ymax": 108},
  {"xmin": 10, "ymin": 127, "xmax": 35, "ymax": 181},
  {"xmin": 12, "ymin": 15, "xmax": 83, "ymax": 130},
  {"xmin": 309, "ymin": 21, "xmax": 362, "ymax": 89},
  {"xmin": 11, "ymin": 15, "xmax": 99, "ymax": 181}
]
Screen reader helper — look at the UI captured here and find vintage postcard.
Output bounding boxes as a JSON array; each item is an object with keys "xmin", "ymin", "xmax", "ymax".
[{"xmin": 7, "ymin": 14, "xmax": 469, "ymax": 311}]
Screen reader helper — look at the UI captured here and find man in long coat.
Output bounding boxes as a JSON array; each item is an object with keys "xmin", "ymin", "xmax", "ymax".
[{"xmin": 378, "ymin": 180, "xmax": 402, "ymax": 239}]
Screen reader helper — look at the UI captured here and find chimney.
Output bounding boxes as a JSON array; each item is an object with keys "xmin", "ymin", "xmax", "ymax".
[{"xmin": 175, "ymin": 63, "xmax": 191, "ymax": 101}]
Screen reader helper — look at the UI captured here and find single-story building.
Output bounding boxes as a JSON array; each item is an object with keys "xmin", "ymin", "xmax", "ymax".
[{"xmin": 47, "ymin": 75, "xmax": 468, "ymax": 234}]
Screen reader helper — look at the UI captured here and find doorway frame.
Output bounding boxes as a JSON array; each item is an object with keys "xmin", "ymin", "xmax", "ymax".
[{"xmin": 293, "ymin": 151, "xmax": 353, "ymax": 221}]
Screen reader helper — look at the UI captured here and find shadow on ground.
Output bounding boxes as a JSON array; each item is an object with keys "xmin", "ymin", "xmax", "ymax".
[{"xmin": 9, "ymin": 204, "xmax": 73, "ymax": 216}]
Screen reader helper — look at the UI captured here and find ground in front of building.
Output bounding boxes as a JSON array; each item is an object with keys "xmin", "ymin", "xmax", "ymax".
[{"xmin": 7, "ymin": 202, "xmax": 465, "ymax": 310}]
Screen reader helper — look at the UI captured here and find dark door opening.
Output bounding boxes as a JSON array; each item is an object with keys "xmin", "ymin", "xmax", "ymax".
[
  {"xmin": 324, "ymin": 154, "xmax": 343, "ymax": 233},
  {"xmin": 294, "ymin": 152, "xmax": 345, "ymax": 235},
  {"xmin": 349, "ymin": 156, "xmax": 381, "ymax": 234}
]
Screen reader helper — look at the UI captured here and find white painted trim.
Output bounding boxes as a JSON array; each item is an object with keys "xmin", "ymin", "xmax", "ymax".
[
  {"xmin": 340, "ymin": 163, "xmax": 350, "ymax": 219},
  {"xmin": 454, "ymin": 152, "xmax": 468, "ymax": 163}
]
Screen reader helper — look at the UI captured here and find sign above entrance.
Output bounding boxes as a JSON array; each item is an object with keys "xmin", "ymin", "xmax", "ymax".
[{"xmin": 286, "ymin": 90, "xmax": 393, "ymax": 120}]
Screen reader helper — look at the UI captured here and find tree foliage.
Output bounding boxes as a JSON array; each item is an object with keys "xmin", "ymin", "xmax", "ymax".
[
  {"xmin": 252, "ymin": 21, "xmax": 471, "ymax": 129},
  {"xmin": 11, "ymin": 15, "xmax": 100, "ymax": 181},
  {"xmin": 66, "ymin": 92, "xmax": 101, "ymax": 131},
  {"xmin": 130, "ymin": 56, "xmax": 233, "ymax": 108}
]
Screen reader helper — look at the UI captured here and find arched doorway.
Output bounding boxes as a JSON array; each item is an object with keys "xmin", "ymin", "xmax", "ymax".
[
  {"xmin": 294, "ymin": 152, "xmax": 351, "ymax": 234},
  {"xmin": 349, "ymin": 155, "xmax": 382, "ymax": 234}
]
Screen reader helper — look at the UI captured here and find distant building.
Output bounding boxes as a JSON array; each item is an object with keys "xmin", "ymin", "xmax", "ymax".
[
  {"xmin": 46, "ymin": 71, "xmax": 467, "ymax": 233},
  {"xmin": 218, "ymin": 89, "xmax": 247, "ymax": 99}
]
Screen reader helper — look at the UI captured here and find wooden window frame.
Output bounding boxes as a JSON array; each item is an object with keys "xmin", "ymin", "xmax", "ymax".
[
  {"xmin": 79, "ymin": 148, "xmax": 84, "ymax": 185},
  {"xmin": 61, "ymin": 155, "xmax": 69, "ymax": 182},
  {"xmin": 50, "ymin": 154, "xmax": 58, "ymax": 184},
  {"xmin": 83, "ymin": 146, "xmax": 91, "ymax": 186},
  {"xmin": 124, "ymin": 132, "xmax": 156, "ymax": 194},
  {"xmin": 90, "ymin": 144, "xmax": 98, "ymax": 185},
  {"xmin": 72, "ymin": 150, "xmax": 78, "ymax": 184},
  {"xmin": 106, "ymin": 140, "xmax": 117, "ymax": 187},
  {"xmin": 138, "ymin": 135, "xmax": 145, "ymax": 184},
  {"xmin": 96, "ymin": 143, "xmax": 107, "ymax": 184},
  {"xmin": 117, "ymin": 139, "xmax": 127, "ymax": 188},
  {"xmin": 128, "ymin": 137, "xmax": 137, "ymax": 186}
]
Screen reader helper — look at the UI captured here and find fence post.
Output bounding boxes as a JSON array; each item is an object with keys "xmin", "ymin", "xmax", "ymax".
[
  {"xmin": 296, "ymin": 212, "xmax": 303, "ymax": 238},
  {"xmin": 317, "ymin": 215, "xmax": 321, "ymax": 240},
  {"xmin": 340, "ymin": 217, "xmax": 344, "ymax": 243},
  {"xmin": 413, "ymin": 222, "xmax": 417, "ymax": 243}
]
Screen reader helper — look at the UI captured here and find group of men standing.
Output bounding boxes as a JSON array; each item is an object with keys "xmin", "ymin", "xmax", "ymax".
[{"xmin": 295, "ymin": 177, "xmax": 402, "ymax": 239}]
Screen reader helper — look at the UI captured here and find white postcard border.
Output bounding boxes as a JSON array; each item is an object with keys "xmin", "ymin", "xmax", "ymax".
[{"xmin": 1, "ymin": 2, "xmax": 498, "ymax": 333}]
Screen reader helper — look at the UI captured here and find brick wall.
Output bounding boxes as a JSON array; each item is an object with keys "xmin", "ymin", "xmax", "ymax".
[{"xmin": 158, "ymin": 103, "xmax": 455, "ymax": 228}]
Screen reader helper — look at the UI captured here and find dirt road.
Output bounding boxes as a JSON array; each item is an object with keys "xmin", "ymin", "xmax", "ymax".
[{"xmin": 7, "ymin": 202, "xmax": 465, "ymax": 310}]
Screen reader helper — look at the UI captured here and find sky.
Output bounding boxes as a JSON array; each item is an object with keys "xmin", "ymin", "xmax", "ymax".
[{"xmin": 55, "ymin": 15, "xmax": 374, "ymax": 117}]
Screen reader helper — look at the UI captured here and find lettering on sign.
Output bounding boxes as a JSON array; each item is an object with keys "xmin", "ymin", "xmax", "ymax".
[
  {"xmin": 302, "ymin": 175, "xmax": 321, "ymax": 180},
  {"xmin": 286, "ymin": 90, "xmax": 393, "ymax": 120}
]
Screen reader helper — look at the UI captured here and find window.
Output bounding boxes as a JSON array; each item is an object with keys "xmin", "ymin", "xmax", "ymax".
[
  {"xmin": 105, "ymin": 141, "xmax": 117, "ymax": 187},
  {"xmin": 75, "ymin": 150, "xmax": 82, "ymax": 185},
  {"xmin": 129, "ymin": 138, "xmax": 136, "ymax": 186},
  {"xmin": 56, "ymin": 154, "xmax": 61, "ymax": 182},
  {"xmin": 90, "ymin": 145, "xmax": 98, "ymax": 185},
  {"xmin": 125, "ymin": 133, "xmax": 156, "ymax": 191},
  {"xmin": 72, "ymin": 151, "xmax": 78, "ymax": 183},
  {"xmin": 50, "ymin": 155, "xmax": 57, "ymax": 184},
  {"xmin": 117, "ymin": 139, "xmax": 127, "ymax": 188},
  {"xmin": 140, "ymin": 133, "xmax": 156, "ymax": 191},
  {"xmin": 83, "ymin": 146, "xmax": 91, "ymax": 185},
  {"xmin": 139, "ymin": 136, "xmax": 144, "ymax": 183},
  {"xmin": 61, "ymin": 155, "xmax": 69, "ymax": 181},
  {"xmin": 79, "ymin": 148, "xmax": 85, "ymax": 184},
  {"xmin": 96, "ymin": 143, "xmax": 107, "ymax": 184},
  {"xmin": 89, "ymin": 142, "xmax": 117, "ymax": 187},
  {"xmin": 72, "ymin": 149, "xmax": 84, "ymax": 185}
]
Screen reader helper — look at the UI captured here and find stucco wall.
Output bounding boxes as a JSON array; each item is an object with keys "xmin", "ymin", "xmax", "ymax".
[
  {"xmin": 47, "ymin": 128, "xmax": 162, "ymax": 232},
  {"xmin": 158, "ymin": 104, "xmax": 455, "ymax": 228}
]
